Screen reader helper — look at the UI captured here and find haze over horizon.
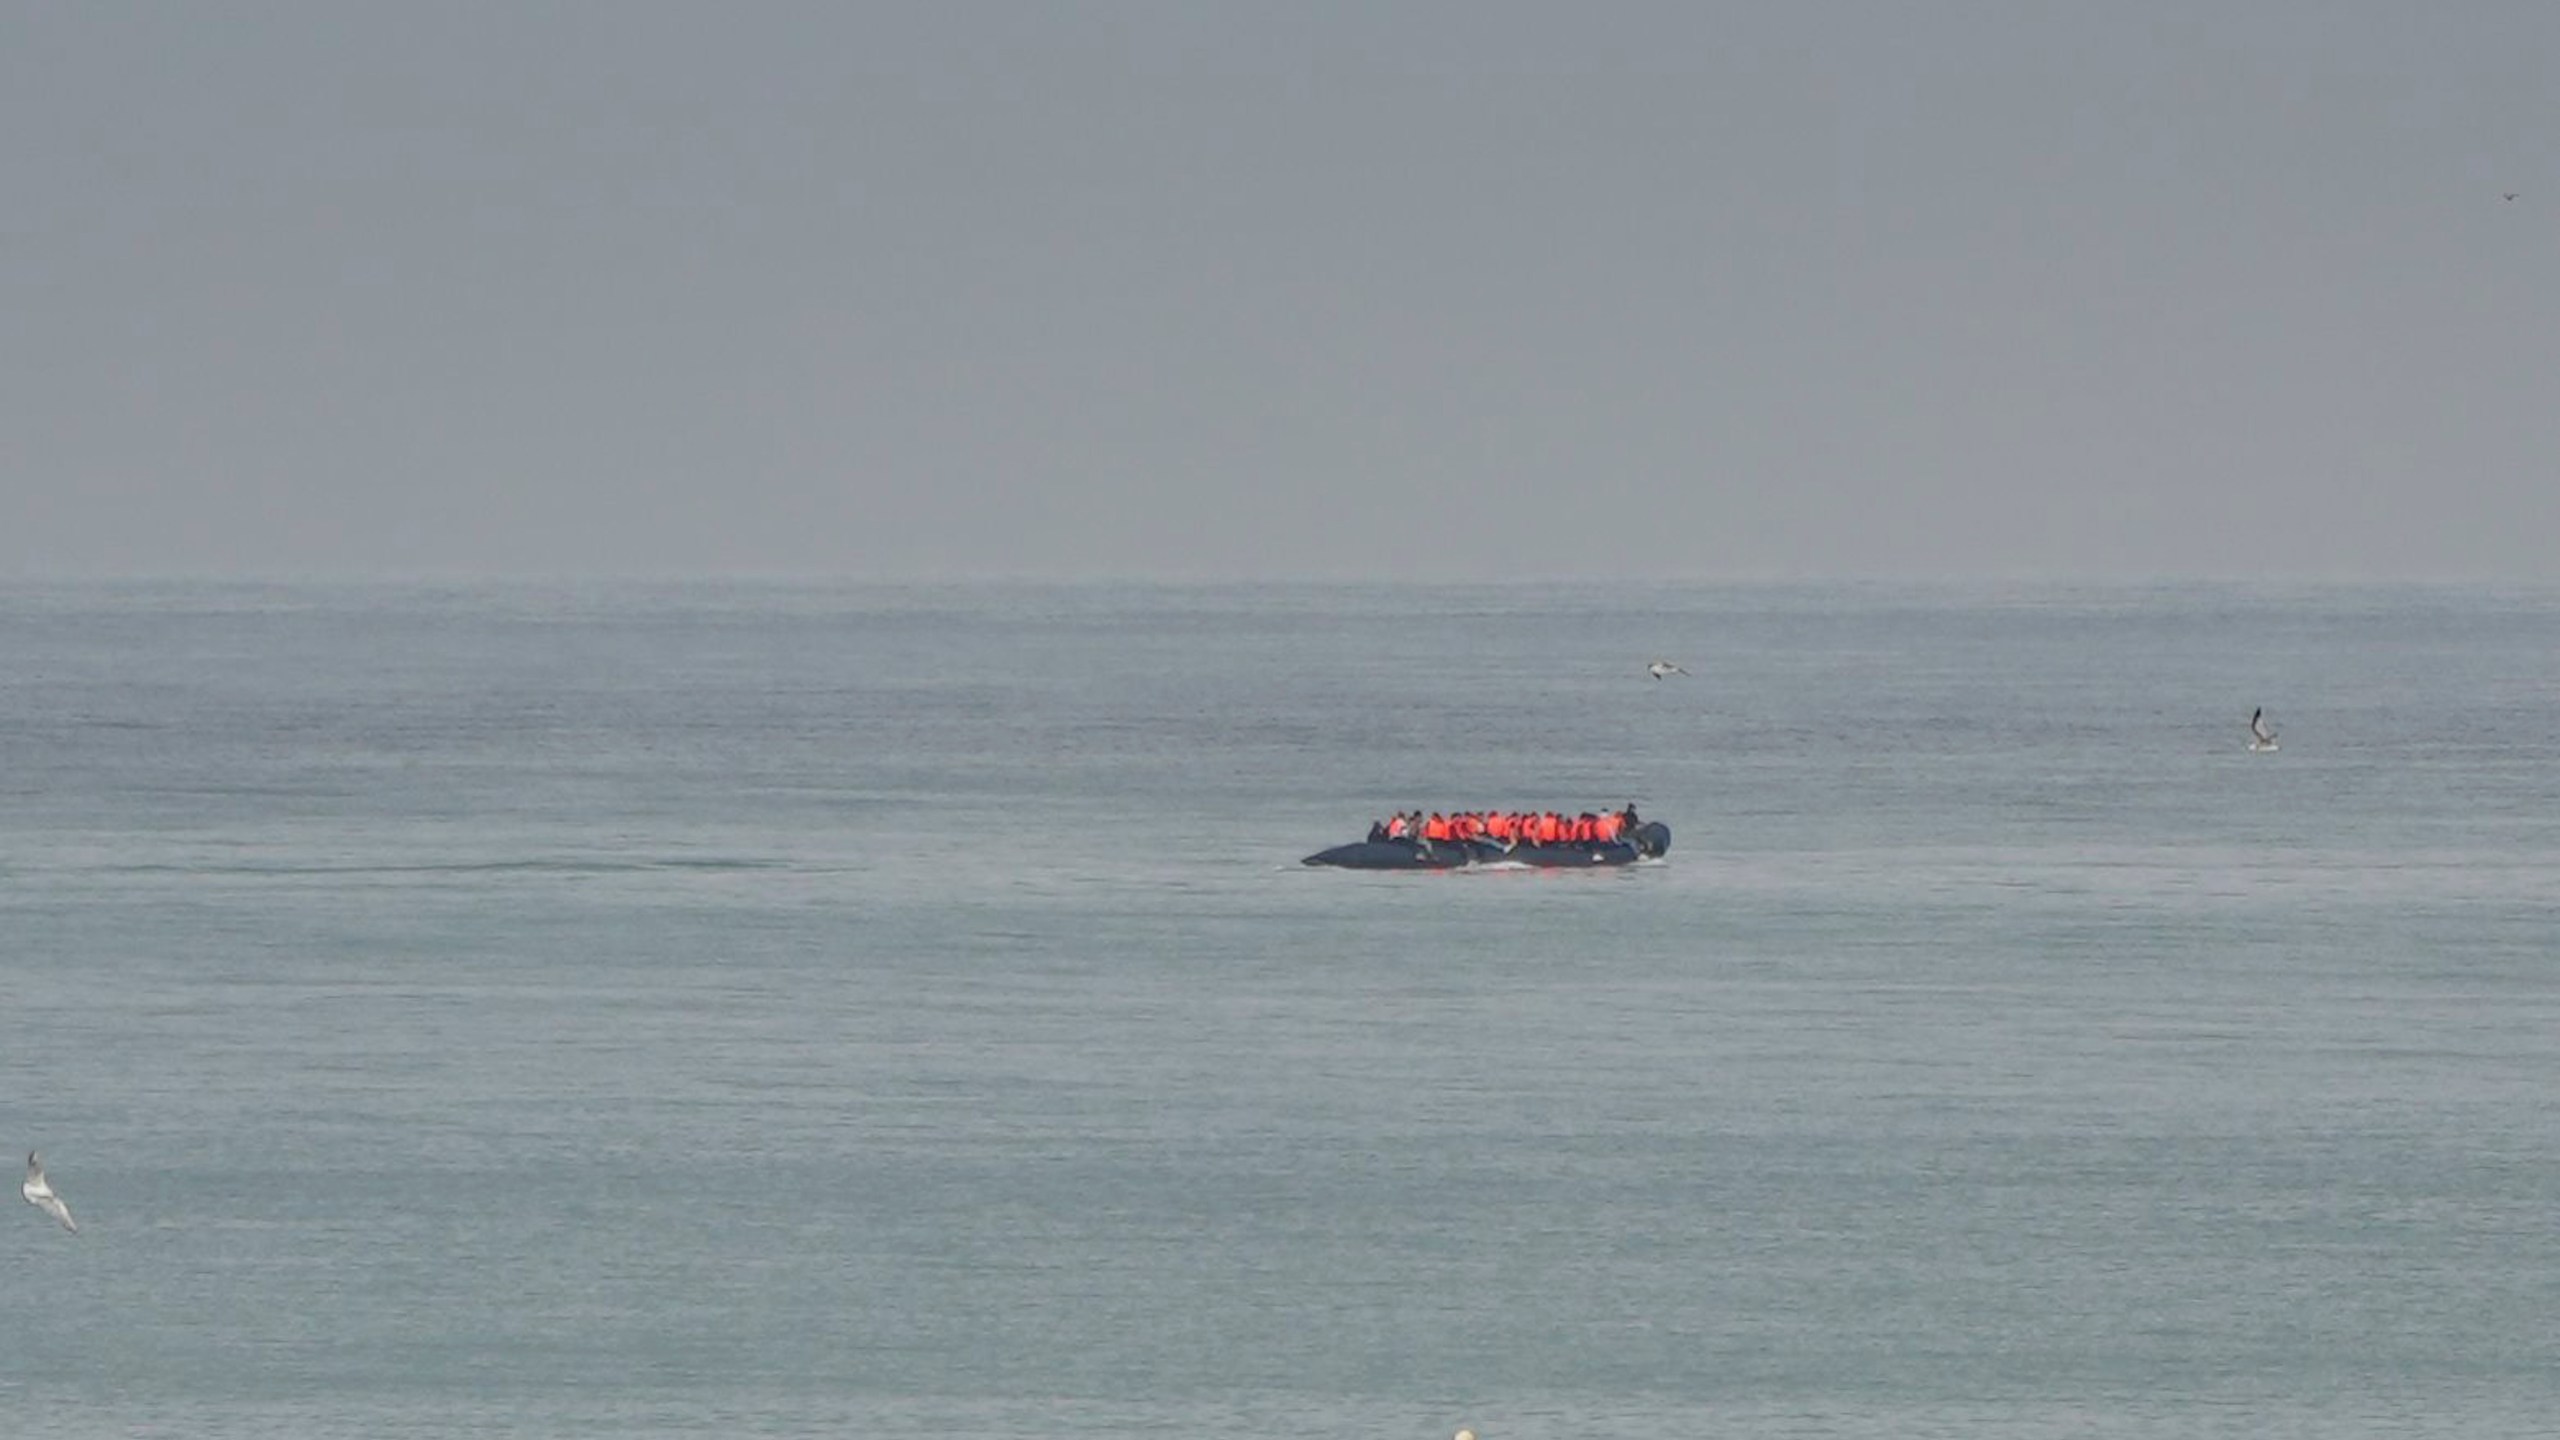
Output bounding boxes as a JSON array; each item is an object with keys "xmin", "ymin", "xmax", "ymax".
[{"xmin": 7, "ymin": 3, "xmax": 2557, "ymax": 583}]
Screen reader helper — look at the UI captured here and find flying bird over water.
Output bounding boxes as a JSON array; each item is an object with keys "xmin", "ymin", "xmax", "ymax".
[
  {"xmin": 2248, "ymin": 708, "xmax": 2279, "ymax": 753},
  {"xmin": 2504, "ymin": 192, "xmax": 2519, "ymax": 201},
  {"xmin": 22, "ymin": 1152, "xmax": 76, "ymax": 1233},
  {"xmin": 1646, "ymin": 660, "xmax": 1688, "ymax": 680}
]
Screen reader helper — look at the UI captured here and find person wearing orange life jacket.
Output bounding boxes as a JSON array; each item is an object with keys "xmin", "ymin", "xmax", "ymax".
[
  {"xmin": 1384, "ymin": 813, "xmax": 1409, "ymax": 839},
  {"xmin": 1424, "ymin": 813, "xmax": 1449, "ymax": 842},
  {"xmin": 1595, "ymin": 810, "xmax": 1623, "ymax": 844}
]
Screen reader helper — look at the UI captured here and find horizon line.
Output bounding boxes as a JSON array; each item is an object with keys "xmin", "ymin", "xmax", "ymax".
[{"xmin": 5, "ymin": 570, "xmax": 2557, "ymax": 590}]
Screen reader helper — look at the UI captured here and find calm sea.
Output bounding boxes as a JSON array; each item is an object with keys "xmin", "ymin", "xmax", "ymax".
[{"xmin": 3, "ymin": 582, "xmax": 2557, "ymax": 1439}]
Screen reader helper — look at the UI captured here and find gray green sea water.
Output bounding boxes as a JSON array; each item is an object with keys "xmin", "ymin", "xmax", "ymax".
[{"xmin": 4, "ymin": 582, "xmax": 2557, "ymax": 1438}]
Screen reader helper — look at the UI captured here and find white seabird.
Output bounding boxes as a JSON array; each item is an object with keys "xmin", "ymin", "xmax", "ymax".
[
  {"xmin": 2249, "ymin": 708, "xmax": 2279, "ymax": 752},
  {"xmin": 1646, "ymin": 660, "xmax": 1688, "ymax": 680},
  {"xmin": 23, "ymin": 1152, "xmax": 76, "ymax": 1233}
]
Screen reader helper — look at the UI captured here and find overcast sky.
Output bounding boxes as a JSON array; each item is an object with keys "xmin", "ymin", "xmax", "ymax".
[{"xmin": 6, "ymin": 2, "xmax": 2557, "ymax": 581}]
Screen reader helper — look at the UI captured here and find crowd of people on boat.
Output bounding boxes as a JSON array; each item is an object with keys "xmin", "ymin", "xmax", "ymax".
[{"xmin": 1367, "ymin": 804, "xmax": 1644, "ymax": 848}]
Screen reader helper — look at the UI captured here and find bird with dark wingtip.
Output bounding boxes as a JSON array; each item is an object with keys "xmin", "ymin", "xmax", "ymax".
[
  {"xmin": 23, "ymin": 1152, "xmax": 77, "ymax": 1233},
  {"xmin": 2248, "ymin": 708, "xmax": 2279, "ymax": 753}
]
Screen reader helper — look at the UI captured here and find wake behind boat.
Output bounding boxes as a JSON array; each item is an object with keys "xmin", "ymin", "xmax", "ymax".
[{"xmin": 1304, "ymin": 805, "xmax": 1669, "ymax": 869}]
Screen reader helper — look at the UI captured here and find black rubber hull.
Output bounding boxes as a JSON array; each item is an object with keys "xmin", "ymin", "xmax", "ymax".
[{"xmin": 1304, "ymin": 823, "xmax": 1669, "ymax": 870}]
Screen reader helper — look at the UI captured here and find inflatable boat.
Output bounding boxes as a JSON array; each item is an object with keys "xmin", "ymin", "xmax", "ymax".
[{"xmin": 1303, "ymin": 822, "xmax": 1670, "ymax": 870}]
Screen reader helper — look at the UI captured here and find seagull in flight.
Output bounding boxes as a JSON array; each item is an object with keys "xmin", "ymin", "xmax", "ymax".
[
  {"xmin": 1646, "ymin": 660, "xmax": 1688, "ymax": 680},
  {"xmin": 2504, "ymin": 192, "xmax": 2519, "ymax": 202},
  {"xmin": 2248, "ymin": 707, "xmax": 2279, "ymax": 753},
  {"xmin": 23, "ymin": 1152, "xmax": 76, "ymax": 1233}
]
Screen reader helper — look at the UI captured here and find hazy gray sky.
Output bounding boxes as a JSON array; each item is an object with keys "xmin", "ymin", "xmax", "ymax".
[{"xmin": 7, "ymin": 2, "xmax": 2557, "ymax": 580}]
